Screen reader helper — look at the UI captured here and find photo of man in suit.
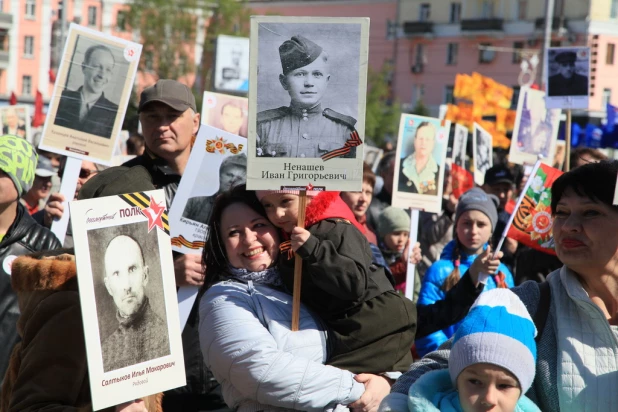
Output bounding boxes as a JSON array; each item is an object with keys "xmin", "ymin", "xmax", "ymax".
[
  {"xmin": 54, "ymin": 44, "xmax": 119, "ymax": 139},
  {"xmin": 547, "ymin": 50, "xmax": 589, "ymax": 97}
]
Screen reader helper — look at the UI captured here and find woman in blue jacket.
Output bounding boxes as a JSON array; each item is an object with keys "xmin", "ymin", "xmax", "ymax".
[{"xmin": 416, "ymin": 188, "xmax": 514, "ymax": 357}]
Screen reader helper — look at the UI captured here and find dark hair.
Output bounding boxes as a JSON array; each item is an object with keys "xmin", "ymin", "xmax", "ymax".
[
  {"xmin": 569, "ymin": 147, "xmax": 608, "ymax": 169},
  {"xmin": 83, "ymin": 44, "xmax": 115, "ymax": 67},
  {"xmin": 377, "ymin": 151, "xmax": 396, "ymax": 177},
  {"xmin": 551, "ymin": 160, "xmax": 618, "ymax": 214},
  {"xmin": 199, "ymin": 184, "xmax": 270, "ymax": 293},
  {"xmin": 362, "ymin": 162, "xmax": 376, "ymax": 188}
]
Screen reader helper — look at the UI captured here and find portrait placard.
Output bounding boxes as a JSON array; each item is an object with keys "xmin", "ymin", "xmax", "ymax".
[
  {"xmin": 214, "ymin": 35, "xmax": 250, "ymax": 94},
  {"xmin": 545, "ymin": 46, "xmax": 590, "ymax": 110},
  {"xmin": 553, "ymin": 140, "xmax": 566, "ymax": 170},
  {"xmin": 247, "ymin": 16, "xmax": 370, "ymax": 191},
  {"xmin": 39, "ymin": 23, "xmax": 142, "ymax": 165},
  {"xmin": 392, "ymin": 114, "xmax": 450, "ymax": 213},
  {"xmin": 509, "ymin": 87, "xmax": 561, "ymax": 166},
  {"xmin": 364, "ymin": 145, "xmax": 383, "ymax": 172},
  {"xmin": 201, "ymin": 92, "xmax": 249, "ymax": 138},
  {"xmin": 1, "ymin": 105, "xmax": 31, "ymax": 142},
  {"xmin": 473, "ymin": 123, "xmax": 493, "ymax": 186},
  {"xmin": 169, "ymin": 125, "xmax": 247, "ymax": 254},
  {"xmin": 452, "ymin": 123, "xmax": 468, "ymax": 168},
  {"xmin": 70, "ymin": 190, "xmax": 185, "ymax": 410}
]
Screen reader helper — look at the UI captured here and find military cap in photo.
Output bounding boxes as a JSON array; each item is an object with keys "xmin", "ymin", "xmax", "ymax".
[
  {"xmin": 554, "ymin": 51, "xmax": 577, "ymax": 64},
  {"xmin": 139, "ymin": 79, "xmax": 197, "ymax": 113},
  {"xmin": 279, "ymin": 35, "xmax": 323, "ymax": 75}
]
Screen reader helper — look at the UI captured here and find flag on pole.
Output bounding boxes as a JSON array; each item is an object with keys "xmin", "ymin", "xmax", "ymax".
[
  {"xmin": 32, "ymin": 90, "xmax": 45, "ymax": 127},
  {"xmin": 9, "ymin": 92, "xmax": 16, "ymax": 105},
  {"xmin": 607, "ymin": 103, "xmax": 616, "ymax": 133},
  {"xmin": 504, "ymin": 162, "xmax": 563, "ymax": 255}
]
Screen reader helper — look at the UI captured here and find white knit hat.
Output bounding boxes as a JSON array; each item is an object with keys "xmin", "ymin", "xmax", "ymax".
[{"xmin": 449, "ymin": 289, "xmax": 537, "ymax": 396}]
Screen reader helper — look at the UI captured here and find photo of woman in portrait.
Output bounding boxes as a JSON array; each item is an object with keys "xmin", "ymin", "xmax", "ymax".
[{"xmin": 398, "ymin": 121, "xmax": 440, "ymax": 195}]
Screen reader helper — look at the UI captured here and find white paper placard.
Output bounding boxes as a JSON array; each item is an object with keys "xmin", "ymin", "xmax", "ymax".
[
  {"xmin": 472, "ymin": 123, "xmax": 493, "ymax": 186},
  {"xmin": 545, "ymin": 46, "xmax": 590, "ymax": 110}
]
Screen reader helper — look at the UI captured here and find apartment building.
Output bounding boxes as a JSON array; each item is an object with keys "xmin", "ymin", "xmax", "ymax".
[{"xmin": 396, "ymin": 0, "xmax": 618, "ymax": 118}]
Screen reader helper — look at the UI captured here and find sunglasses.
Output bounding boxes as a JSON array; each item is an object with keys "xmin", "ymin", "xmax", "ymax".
[{"xmin": 58, "ymin": 167, "xmax": 99, "ymax": 180}]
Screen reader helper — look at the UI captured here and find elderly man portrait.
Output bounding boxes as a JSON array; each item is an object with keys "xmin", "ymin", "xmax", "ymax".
[
  {"xmin": 2, "ymin": 108, "xmax": 26, "ymax": 138},
  {"xmin": 257, "ymin": 35, "xmax": 356, "ymax": 158},
  {"xmin": 54, "ymin": 44, "xmax": 119, "ymax": 139},
  {"xmin": 548, "ymin": 51, "xmax": 588, "ymax": 97},
  {"xmin": 398, "ymin": 121, "xmax": 440, "ymax": 195},
  {"xmin": 100, "ymin": 234, "xmax": 169, "ymax": 372}
]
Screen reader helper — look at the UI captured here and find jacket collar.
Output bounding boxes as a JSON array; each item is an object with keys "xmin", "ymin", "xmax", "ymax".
[
  {"xmin": 304, "ymin": 191, "xmax": 365, "ymax": 233},
  {"xmin": 11, "ymin": 250, "xmax": 77, "ymax": 293}
]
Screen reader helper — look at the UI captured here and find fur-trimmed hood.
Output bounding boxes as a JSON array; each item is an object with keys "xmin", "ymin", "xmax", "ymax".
[
  {"xmin": 305, "ymin": 191, "xmax": 365, "ymax": 233},
  {"xmin": 11, "ymin": 249, "xmax": 77, "ymax": 294}
]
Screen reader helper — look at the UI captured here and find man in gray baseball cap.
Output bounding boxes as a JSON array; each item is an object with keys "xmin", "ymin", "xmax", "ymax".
[{"xmin": 123, "ymin": 82, "xmax": 229, "ymax": 411}]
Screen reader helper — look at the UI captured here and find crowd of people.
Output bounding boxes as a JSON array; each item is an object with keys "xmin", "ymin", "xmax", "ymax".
[{"xmin": 0, "ymin": 77, "xmax": 617, "ymax": 412}]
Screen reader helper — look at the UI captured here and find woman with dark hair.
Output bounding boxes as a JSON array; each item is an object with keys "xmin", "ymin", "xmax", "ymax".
[
  {"xmin": 380, "ymin": 160, "xmax": 618, "ymax": 412},
  {"xmin": 198, "ymin": 185, "xmax": 392, "ymax": 412}
]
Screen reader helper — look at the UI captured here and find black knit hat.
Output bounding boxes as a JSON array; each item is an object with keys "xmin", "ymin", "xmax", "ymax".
[{"xmin": 77, "ymin": 166, "xmax": 155, "ymax": 200}]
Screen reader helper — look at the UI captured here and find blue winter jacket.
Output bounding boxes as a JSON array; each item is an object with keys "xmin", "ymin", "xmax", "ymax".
[
  {"xmin": 416, "ymin": 240, "xmax": 514, "ymax": 357},
  {"xmin": 199, "ymin": 280, "xmax": 364, "ymax": 411}
]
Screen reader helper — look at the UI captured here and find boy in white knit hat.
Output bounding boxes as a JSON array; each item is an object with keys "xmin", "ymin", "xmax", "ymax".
[{"xmin": 407, "ymin": 289, "xmax": 541, "ymax": 412}]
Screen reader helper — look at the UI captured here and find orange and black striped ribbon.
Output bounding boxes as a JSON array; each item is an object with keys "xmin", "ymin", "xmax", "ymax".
[
  {"xmin": 119, "ymin": 192, "xmax": 170, "ymax": 235},
  {"xmin": 171, "ymin": 234, "xmax": 205, "ymax": 250},
  {"xmin": 279, "ymin": 240, "xmax": 294, "ymax": 260},
  {"xmin": 321, "ymin": 130, "xmax": 363, "ymax": 161}
]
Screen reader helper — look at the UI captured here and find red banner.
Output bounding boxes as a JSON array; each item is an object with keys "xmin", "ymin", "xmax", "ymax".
[{"xmin": 451, "ymin": 163, "xmax": 474, "ymax": 199}]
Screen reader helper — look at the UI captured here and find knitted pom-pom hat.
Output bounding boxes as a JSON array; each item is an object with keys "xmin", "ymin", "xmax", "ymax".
[{"xmin": 449, "ymin": 288, "xmax": 537, "ymax": 396}]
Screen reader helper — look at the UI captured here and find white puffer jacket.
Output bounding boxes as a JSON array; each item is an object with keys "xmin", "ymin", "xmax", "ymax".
[{"xmin": 199, "ymin": 280, "xmax": 365, "ymax": 412}]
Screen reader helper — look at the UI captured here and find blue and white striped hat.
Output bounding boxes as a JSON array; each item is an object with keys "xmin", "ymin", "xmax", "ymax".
[{"xmin": 449, "ymin": 289, "xmax": 537, "ymax": 395}]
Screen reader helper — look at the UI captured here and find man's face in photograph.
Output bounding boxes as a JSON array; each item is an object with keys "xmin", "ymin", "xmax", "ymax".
[
  {"xmin": 557, "ymin": 61, "xmax": 575, "ymax": 79},
  {"xmin": 4, "ymin": 110, "xmax": 18, "ymax": 128},
  {"xmin": 219, "ymin": 164, "xmax": 245, "ymax": 192},
  {"xmin": 413, "ymin": 124, "xmax": 436, "ymax": 159},
  {"xmin": 221, "ymin": 104, "xmax": 244, "ymax": 135},
  {"xmin": 104, "ymin": 236, "xmax": 149, "ymax": 318},
  {"xmin": 280, "ymin": 55, "xmax": 330, "ymax": 108},
  {"xmin": 83, "ymin": 48, "xmax": 115, "ymax": 95}
]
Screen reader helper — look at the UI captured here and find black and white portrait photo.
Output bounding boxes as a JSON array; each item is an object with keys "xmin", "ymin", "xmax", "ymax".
[
  {"xmin": 182, "ymin": 153, "xmax": 247, "ymax": 224},
  {"xmin": 545, "ymin": 47, "xmax": 590, "ymax": 109},
  {"xmin": 473, "ymin": 123, "xmax": 493, "ymax": 186},
  {"xmin": 254, "ymin": 21, "xmax": 363, "ymax": 159},
  {"xmin": 452, "ymin": 123, "xmax": 468, "ymax": 168},
  {"xmin": 88, "ymin": 222, "xmax": 170, "ymax": 373},
  {"xmin": 214, "ymin": 35, "xmax": 250, "ymax": 94},
  {"xmin": 53, "ymin": 35, "xmax": 128, "ymax": 139}
]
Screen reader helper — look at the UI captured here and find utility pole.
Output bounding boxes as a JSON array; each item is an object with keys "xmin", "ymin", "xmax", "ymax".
[{"xmin": 540, "ymin": 0, "xmax": 555, "ymax": 89}]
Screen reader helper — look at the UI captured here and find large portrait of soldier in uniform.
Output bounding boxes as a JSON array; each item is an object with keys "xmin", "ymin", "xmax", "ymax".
[
  {"xmin": 253, "ymin": 20, "xmax": 363, "ymax": 159},
  {"xmin": 545, "ymin": 46, "xmax": 590, "ymax": 110}
]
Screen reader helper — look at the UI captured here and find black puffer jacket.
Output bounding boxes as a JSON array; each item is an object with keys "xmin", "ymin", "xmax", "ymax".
[
  {"xmin": 0, "ymin": 203, "xmax": 61, "ymax": 385},
  {"xmin": 123, "ymin": 153, "xmax": 229, "ymax": 411}
]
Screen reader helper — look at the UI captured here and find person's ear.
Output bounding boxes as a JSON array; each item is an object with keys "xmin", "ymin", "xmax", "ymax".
[
  {"xmin": 142, "ymin": 265, "xmax": 149, "ymax": 287},
  {"xmin": 326, "ymin": 74, "xmax": 331, "ymax": 83},
  {"xmin": 279, "ymin": 74, "xmax": 289, "ymax": 91},
  {"xmin": 192, "ymin": 112, "xmax": 200, "ymax": 136}
]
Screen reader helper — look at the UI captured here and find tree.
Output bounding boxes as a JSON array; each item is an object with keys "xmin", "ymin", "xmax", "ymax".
[
  {"xmin": 409, "ymin": 99, "xmax": 430, "ymax": 116},
  {"xmin": 364, "ymin": 63, "xmax": 401, "ymax": 148}
]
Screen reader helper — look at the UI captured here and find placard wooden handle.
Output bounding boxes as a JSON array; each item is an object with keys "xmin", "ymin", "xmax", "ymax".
[{"xmin": 291, "ymin": 190, "xmax": 307, "ymax": 331}]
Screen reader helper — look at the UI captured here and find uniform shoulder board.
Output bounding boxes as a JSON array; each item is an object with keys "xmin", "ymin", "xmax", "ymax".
[
  {"xmin": 322, "ymin": 108, "xmax": 357, "ymax": 129},
  {"xmin": 257, "ymin": 107, "xmax": 290, "ymax": 123}
]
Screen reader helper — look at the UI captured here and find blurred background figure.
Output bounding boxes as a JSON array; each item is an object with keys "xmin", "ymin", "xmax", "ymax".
[
  {"xmin": 20, "ymin": 156, "xmax": 54, "ymax": 215},
  {"xmin": 126, "ymin": 133, "xmax": 145, "ymax": 156}
]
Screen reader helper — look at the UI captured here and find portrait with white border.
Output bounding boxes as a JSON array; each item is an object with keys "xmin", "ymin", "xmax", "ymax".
[
  {"xmin": 247, "ymin": 16, "xmax": 369, "ymax": 191},
  {"xmin": 472, "ymin": 123, "xmax": 493, "ymax": 186},
  {"xmin": 1, "ymin": 105, "xmax": 31, "ymax": 142},
  {"xmin": 214, "ymin": 35, "xmax": 250, "ymax": 94},
  {"xmin": 70, "ymin": 189, "xmax": 184, "ymax": 410},
  {"xmin": 392, "ymin": 114, "xmax": 450, "ymax": 213},
  {"xmin": 201, "ymin": 92, "xmax": 249, "ymax": 138},
  {"xmin": 39, "ymin": 23, "xmax": 142, "ymax": 165},
  {"xmin": 545, "ymin": 46, "xmax": 590, "ymax": 110},
  {"xmin": 452, "ymin": 123, "xmax": 468, "ymax": 168}
]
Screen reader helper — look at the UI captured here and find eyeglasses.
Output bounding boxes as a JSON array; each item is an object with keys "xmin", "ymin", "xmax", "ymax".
[{"xmin": 58, "ymin": 167, "xmax": 99, "ymax": 180}]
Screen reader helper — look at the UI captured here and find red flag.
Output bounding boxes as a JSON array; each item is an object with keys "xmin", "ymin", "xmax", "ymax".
[
  {"xmin": 49, "ymin": 69, "xmax": 56, "ymax": 83},
  {"xmin": 32, "ymin": 90, "xmax": 45, "ymax": 127},
  {"xmin": 506, "ymin": 162, "xmax": 563, "ymax": 255},
  {"xmin": 451, "ymin": 162, "xmax": 474, "ymax": 199},
  {"xmin": 9, "ymin": 92, "xmax": 17, "ymax": 105}
]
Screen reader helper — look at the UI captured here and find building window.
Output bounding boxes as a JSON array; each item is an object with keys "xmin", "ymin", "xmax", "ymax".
[
  {"xmin": 22, "ymin": 75, "xmax": 32, "ymax": 95},
  {"xmin": 0, "ymin": 31, "xmax": 7, "ymax": 51},
  {"xmin": 419, "ymin": 4, "xmax": 431, "ymax": 22},
  {"xmin": 513, "ymin": 41, "xmax": 524, "ymax": 64},
  {"xmin": 603, "ymin": 88, "xmax": 612, "ymax": 106},
  {"xmin": 516, "ymin": 0, "xmax": 527, "ymax": 20},
  {"xmin": 116, "ymin": 10, "xmax": 128, "ymax": 31},
  {"xmin": 612, "ymin": 0, "xmax": 618, "ymax": 19},
  {"xmin": 25, "ymin": 0, "xmax": 35, "ymax": 18},
  {"xmin": 479, "ymin": 43, "xmax": 495, "ymax": 64},
  {"xmin": 447, "ymin": 43, "xmax": 458, "ymax": 65},
  {"xmin": 607, "ymin": 43, "xmax": 615, "ymax": 65},
  {"xmin": 414, "ymin": 43, "xmax": 425, "ymax": 66},
  {"xmin": 88, "ymin": 6, "xmax": 97, "ymax": 26},
  {"xmin": 24, "ymin": 36, "xmax": 34, "ymax": 57},
  {"xmin": 481, "ymin": 0, "xmax": 495, "ymax": 18},
  {"xmin": 449, "ymin": 3, "xmax": 461, "ymax": 23},
  {"xmin": 444, "ymin": 85, "xmax": 455, "ymax": 104}
]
